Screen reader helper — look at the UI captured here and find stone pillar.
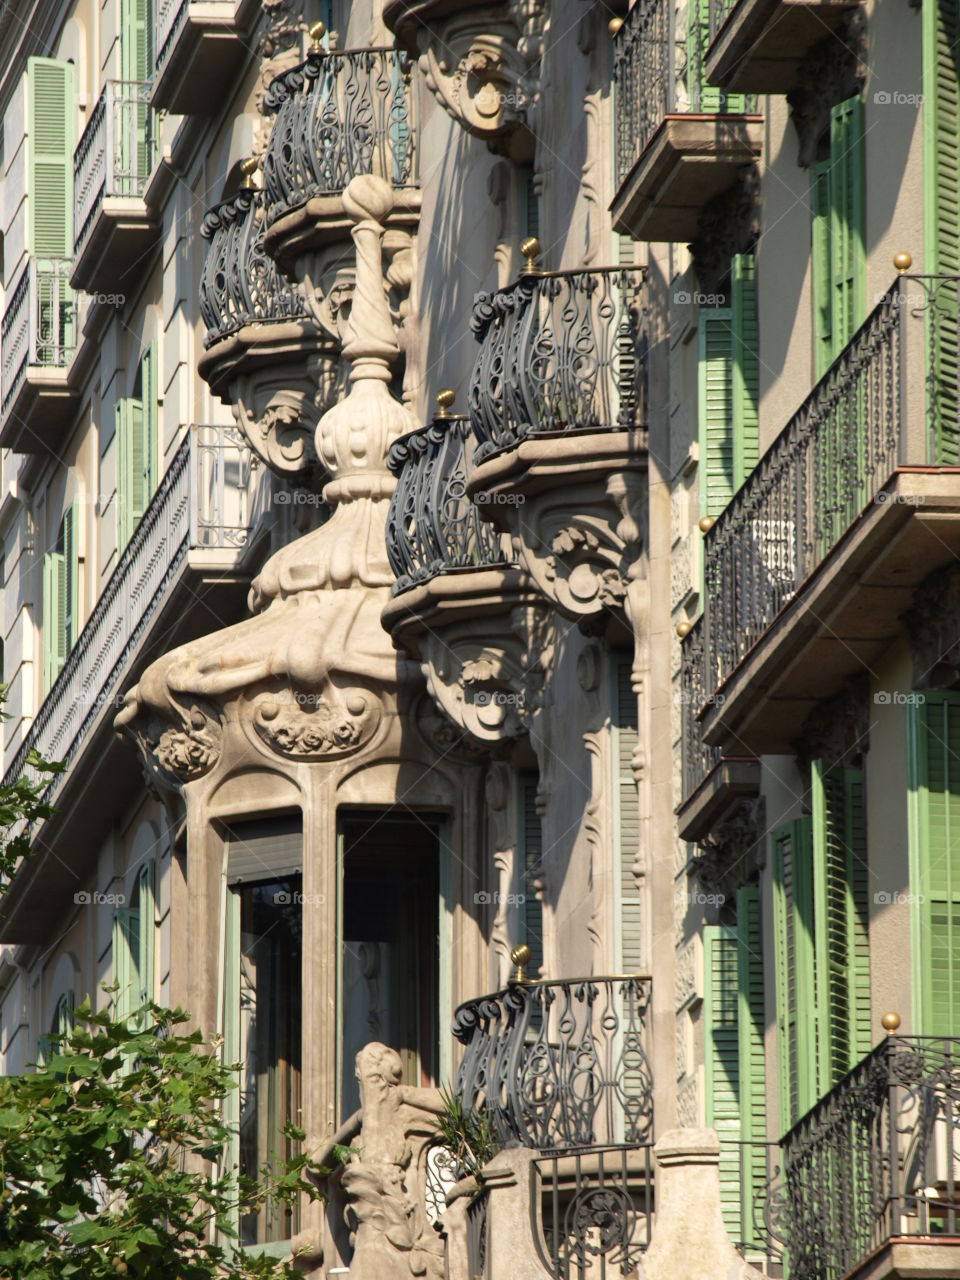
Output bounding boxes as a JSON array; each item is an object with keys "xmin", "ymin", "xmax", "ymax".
[
  {"xmin": 640, "ymin": 1129, "xmax": 765, "ymax": 1280},
  {"xmin": 481, "ymin": 1148, "xmax": 552, "ymax": 1280}
]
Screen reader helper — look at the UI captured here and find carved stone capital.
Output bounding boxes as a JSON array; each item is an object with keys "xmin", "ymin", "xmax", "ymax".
[
  {"xmin": 117, "ymin": 695, "xmax": 223, "ymax": 788},
  {"xmin": 691, "ymin": 167, "xmax": 761, "ymax": 298},
  {"xmin": 905, "ymin": 563, "xmax": 960, "ymax": 689},
  {"xmin": 798, "ymin": 675, "xmax": 870, "ymax": 766},
  {"xmin": 385, "ymin": 0, "xmax": 547, "ymax": 157},
  {"xmin": 694, "ymin": 797, "xmax": 766, "ymax": 901},
  {"xmin": 787, "ymin": 12, "xmax": 867, "ymax": 168}
]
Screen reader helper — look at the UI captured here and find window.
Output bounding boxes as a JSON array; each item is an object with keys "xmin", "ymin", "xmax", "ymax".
[
  {"xmin": 116, "ymin": 341, "xmax": 158, "ymax": 551},
  {"xmin": 704, "ymin": 886, "xmax": 766, "ymax": 1250},
  {"xmin": 612, "ymin": 658, "xmax": 641, "ymax": 974},
  {"xmin": 38, "ymin": 989, "xmax": 74, "ymax": 1066},
  {"xmin": 222, "ymin": 816, "xmax": 303, "ymax": 1249},
  {"xmin": 42, "ymin": 503, "xmax": 79, "ymax": 693},
  {"xmin": 907, "ymin": 692, "xmax": 960, "ymax": 1036},
  {"xmin": 121, "ymin": 0, "xmax": 154, "ymax": 82},
  {"xmin": 810, "ymin": 97, "xmax": 864, "ymax": 380},
  {"xmin": 112, "ymin": 861, "xmax": 156, "ymax": 1028},
  {"xmin": 519, "ymin": 773, "xmax": 544, "ymax": 980},
  {"xmin": 698, "ymin": 254, "xmax": 759, "ymax": 521},
  {"xmin": 686, "ymin": 0, "xmax": 747, "ymax": 114}
]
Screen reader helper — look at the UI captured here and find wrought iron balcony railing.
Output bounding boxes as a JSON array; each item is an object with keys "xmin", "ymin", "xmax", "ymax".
[
  {"xmin": 385, "ymin": 412, "xmax": 510, "ymax": 595},
  {"xmin": 779, "ymin": 1036, "xmax": 960, "ymax": 1280},
  {"xmin": 156, "ymin": 0, "xmax": 191, "ymax": 69},
  {"xmin": 1, "ymin": 258, "xmax": 75, "ymax": 417},
  {"xmin": 261, "ymin": 46, "xmax": 418, "ymax": 225},
  {"xmin": 468, "ymin": 267, "xmax": 647, "ymax": 460},
  {"xmin": 74, "ymin": 80, "xmax": 156, "ymax": 254},
  {"xmin": 613, "ymin": 0, "xmax": 757, "ymax": 186},
  {"xmin": 696, "ymin": 274, "xmax": 957, "ymax": 701},
  {"xmin": 452, "ymin": 975, "xmax": 654, "ymax": 1152},
  {"xmin": 2, "ymin": 425, "xmax": 266, "ymax": 822},
  {"xmin": 199, "ymin": 187, "xmax": 306, "ymax": 346},
  {"xmin": 679, "ymin": 615, "xmax": 721, "ymax": 799}
]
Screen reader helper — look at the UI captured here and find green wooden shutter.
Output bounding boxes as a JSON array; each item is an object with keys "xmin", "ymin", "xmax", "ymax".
[
  {"xmin": 121, "ymin": 0, "xmax": 153, "ymax": 82},
  {"xmin": 520, "ymin": 774, "xmax": 543, "ymax": 980},
  {"xmin": 731, "ymin": 254, "xmax": 759, "ymax": 483},
  {"xmin": 117, "ymin": 393, "xmax": 148, "ymax": 550},
  {"xmin": 699, "ymin": 308, "xmax": 735, "ymax": 518},
  {"xmin": 737, "ymin": 885, "xmax": 767, "ymax": 1247},
  {"xmin": 112, "ymin": 907, "xmax": 140, "ymax": 1025},
  {"xmin": 27, "ymin": 58, "xmax": 74, "ymax": 258},
  {"xmin": 140, "ymin": 341, "xmax": 158, "ymax": 503},
  {"xmin": 61, "ymin": 504, "xmax": 79, "ymax": 651},
  {"xmin": 811, "ymin": 160, "xmax": 833, "ymax": 380},
  {"xmin": 924, "ymin": 0, "xmax": 960, "ymax": 462},
  {"xmin": 520, "ymin": 167, "xmax": 539, "ymax": 239},
  {"xmin": 138, "ymin": 862, "xmax": 155, "ymax": 1011},
  {"xmin": 222, "ymin": 884, "xmax": 241, "ymax": 1229},
  {"xmin": 687, "ymin": 0, "xmax": 746, "ymax": 113},
  {"xmin": 828, "ymin": 97, "xmax": 865, "ymax": 359},
  {"xmin": 845, "ymin": 769, "xmax": 872, "ymax": 1061},
  {"xmin": 773, "ymin": 818, "xmax": 816, "ymax": 1133},
  {"xmin": 614, "ymin": 659, "xmax": 643, "ymax": 973},
  {"xmin": 42, "ymin": 549, "xmax": 66, "ymax": 693},
  {"xmin": 705, "ymin": 924, "xmax": 741, "ymax": 1238},
  {"xmin": 910, "ymin": 692, "xmax": 960, "ymax": 1035}
]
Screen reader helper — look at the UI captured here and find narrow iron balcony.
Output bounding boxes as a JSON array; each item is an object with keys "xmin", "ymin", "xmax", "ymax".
[
  {"xmin": 611, "ymin": 0, "xmax": 762, "ymax": 241},
  {"xmin": 72, "ymin": 80, "xmax": 159, "ymax": 292},
  {"xmin": 199, "ymin": 187, "xmax": 306, "ymax": 348},
  {"xmin": 261, "ymin": 45, "xmax": 418, "ymax": 238},
  {"xmin": 0, "ymin": 257, "xmax": 77, "ymax": 453},
  {"xmin": 153, "ymin": 0, "xmax": 253, "ymax": 113},
  {"xmin": 0, "ymin": 424, "xmax": 268, "ymax": 943},
  {"xmin": 706, "ymin": 0, "xmax": 861, "ymax": 93},
  {"xmin": 691, "ymin": 271, "xmax": 960, "ymax": 756},
  {"xmin": 779, "ymin": 1035, "xmax": 960, "ymax": 1280}
]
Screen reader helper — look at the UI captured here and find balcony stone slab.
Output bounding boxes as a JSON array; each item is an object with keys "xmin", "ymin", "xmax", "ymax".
[
  {"xmin": 850, "ymin": 1239, "xmax": 960, "ymax": 1279},
  {"xmin": 611, "ymin": 114, "xmax": 763, "ymax": 243},
  {"xmin": 706, "ymin": 0, "xmax": 861, "ymax": 93},
  {"xmin": 676, "ymin": 755, "xmax": 761, "ymax": 842},
  {"xmin": 152, "ymin": 0, "xmax": 255, "ymax": 114},
  {"xmin": 701, "ymin": 468, "xmax": 960, "ymax": 756}
]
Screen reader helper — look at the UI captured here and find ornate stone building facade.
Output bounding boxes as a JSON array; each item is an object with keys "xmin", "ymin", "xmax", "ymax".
[{"xmin": 0, "ymin": 0, "xmax": 958, "ymax": 1277}]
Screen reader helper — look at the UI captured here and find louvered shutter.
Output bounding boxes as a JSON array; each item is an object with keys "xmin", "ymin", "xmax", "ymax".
[
  {"xmin": 737, "ymin": 884, "xmax": 767, "ymax": 1247},
  {"xmin": 828, "ymin": 97, "xmax": 865, "ymax": 358},
  {"xmin": 140, "ymin": 340, "xmax": 158, "ymax": 506},
  {"xmin": 61, "ymin": 503, "xmax": 79, "ymax": 651},
  {"xmin": 122, "ymin": 0, "xmax": 153, "ymax": 81},
  {"xmin": 844, "ymin": 769, "xmax": 872, "ymax": 1061},
  {"xmin": 614, "ymin": 659, "xmax": 643, "ymax": 973},
  {"xmin": 42, "ymin": 549, "xmax": 66, "ymax": 693},
  {"xmin": 811, "ymin": 160, "xmax": 833, "ymax": 379},
  {"xmin": 113, "ymin": 906, "xmax": 140, "ymax": 1025},
  {"xmin": 138, "ymin": 862, "xmax": 155, "ymax": 1011},
  {"xmin": 699, "ymin": 308, "xmax": 735, "ymax": 518},
  {"xmin": 687, "ymin": 0, "xmax": 745, "ymax": 113},
  {"xmin": 519, "ymin": 774, "xmax": 543, "ymax": 980},
  {"xmin": 731, "ymin": 254, "xmax": 759, "ymax": 483},
  {"xmin": 912, "ymin": 693, "xmax": 960, "ymax": 1035},
  {"xmin": 117, "ymin": 394, "xmax": 147, "ymax": 550},
  {"xmin": 925, "ymin": 0, "xmax": 960, "ymax": 461},
  {"xmin": 520, "ymin": 167, "xmax": 539, "ymax": 240},
  {"xmin": 705, "ymin": 924, "xmax": 741, "ymax": 1237},
  {"xmin": 773, "ymin": 818, "xmax": 816, "ymax": 1132},
  {"xmin": 27, "ymin": 58, "xmax": 73, "ymax": 258}
]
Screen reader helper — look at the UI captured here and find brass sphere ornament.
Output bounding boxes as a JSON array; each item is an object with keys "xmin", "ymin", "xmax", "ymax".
[
  {"xmin": 881, "ymin": 1011, "xmax": 901, "ymax": 1034},
  {"xmin": 240, "ymin": 156, "xmax": 258, "ymax": 189},
  {"xmin": 436, "ymin": 388, "xmax": 456, "ymax": 418},
  {"xmin": 510, "ymin": 943, "xmax": 532, "ymax": 983},
  {"xmin": 609, "ymin": 17, "xmax": 624, "ymax": 35},
  {"xmin": 521, "ymin": 236, "xmax": 542, "ymax": 275},
  {"xmin": 699, "ymin": 515, "xmax": 715, "ymax": 534},
  {"xmin": 309, "ymin": 20, "xmax": 326, "ymax": 50},
  {"xmin": 676, "ymin": 620, "xmax": 692, "ymax": 638},
  {"xmin": 894, "ymin": 251, "xmax": 912, "ymax": 274}
]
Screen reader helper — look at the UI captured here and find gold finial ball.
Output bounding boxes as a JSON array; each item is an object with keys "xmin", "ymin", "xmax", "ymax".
[
  {"xmin": 520, "ymin": 237, "xmax": 542, "ymax": 274},
  {"xmin": 609, "ymin": 17, "xmax": 624, "ymax": 36},
  {"xmin": 894, "ymin": 251, "xmax": 912, "ymax": 274},
  {"xmin": 676, "ymin": 620, "xmax": 692, "ymax": 638},
  {"xmin": 881, "ymin": 1011, "xmax": 901, "ymax": 1034},
  {"xmin": 436, "ymin": 388, "xmax": 456, "ymax": 417},
  {"xmin": 510, "ymin": 943, "xmax": 531, "ymax": 968},
  {"xmin": 240, "ymin": 156, "xmax": 258, "ymax": 188},
  {"xmin": 309, "ymin": 19, "xmax": 326, "ymax": 48},
  {"xmin": 699, "ymin": 516, "xmax": 715, "ymax": 534}
]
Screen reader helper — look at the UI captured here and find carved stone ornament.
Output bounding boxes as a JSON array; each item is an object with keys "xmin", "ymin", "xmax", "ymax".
[
  {"xmin": 694, "ymin": 796, "xmax": 766, "ymax": 901},
  {"xmin": 123, "ymin": 695, "xmax": 223, "ymax": 787},
  {"xmin": 798, "ymin": 674, "xmax": 870, "ymax": 766},
  {"xmin": 905, "ymin": 563, "xmax": 960, "ymax": 689},
  {"xmin": 384, "ymin": 0, "xmax": 548, "ymax": 158},
  {"xmin": 249, "ymin": 686, "xmax": 382, "ymax": 759},
  {"xmin": 787, "ymin": 11, "xmax": 867, "ymax": 168},
  {"xmin": 691, "ymin": 166, "xmax": 761, "ymax": 298}
]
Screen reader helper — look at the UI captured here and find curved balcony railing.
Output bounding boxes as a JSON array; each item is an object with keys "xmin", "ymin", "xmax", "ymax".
[
  {"xmin": 1, "ymin": 258, "xmax": 75, "ymax": 417},
  {"xmin": 262, "ymin": 46, "xmax": 418, "ymax": 225},
  {"xmin": 385, "ymin": 413, "xmax": 510, "ymax": 595},
  {"xmin": 468, "ymin": 267, "xmax": 647, "ymax": 460},
  {"xmin": 679, "ymin": 615, "xmax": 721, "ymax": 801},
  {"xmin": 613, "ymin": 0, "xmax": 756, "ymax": 185},
  {"xmin": 452, "ymin": 975, "xmax": 654, "ymax": 1152},
  {"xmin": 199, "ymin": 187, "xmax": 305, "ymax": 347},
  {"xmin": 779, "ymin": 1036, "xmax": 960, "ymax": 1280},
  {"xmin": 74, "ymin": 80, "xmax": 155, "ymax": 254}
]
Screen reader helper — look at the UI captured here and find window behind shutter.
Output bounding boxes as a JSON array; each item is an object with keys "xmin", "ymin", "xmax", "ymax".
[
  {"xmin": 910, "ymin": 692, "xmax": 960, "ymax": 1035},
  {"xmin": 731, "ymin": 253, "xmax": 759, "ymax": 482},
  {"xmin": 699, "ymin": 308, "xmax": 735, "ymax": 518},
  {"xmin": 828, "ymin": 97, "xmax": 865, "ymax": 358},
  {"xmin": 613, "ymin": 658, "xmax": 642, "ymax": 974},
  {"xmin": 61, "ymin": 503, "xmax": 79, "ymax": 651},
  {"xmin": 138, "ymin": 862, "xmax": 155, "ymax": 1011},
  {"xmin": 42, "ymin": 548, "xmax": 66, "ymax": 693},
  {"xmin": 140, "ymin": 340, "xmax": 158, "ymax": 507},
  {"xmin": 811, "ymin": 160, "xmax": 833, "ymax": 379},
  {"xmin": 27, "ymin": 58, "xmax": 73, "ymax": 258},
  {"xmin": 113, "ymin": 907, "xmax": 140, "ymax": 1025},
  {"xmin": 705, "ymin": 923, "xmax": 741, "ymax": 1240},
  {"xmin": 924, "ymin": 0, "xmax": 960, "ymax": 461},
  {"xmin": 773, "ymin": 818, "xmax": 816, "ymax": 1132},
  {"xmin": 519, "ymin": 774, "xmax": 543, "ymax": 980}
]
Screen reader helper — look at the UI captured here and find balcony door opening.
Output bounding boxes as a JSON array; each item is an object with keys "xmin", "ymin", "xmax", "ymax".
[{"xmin": 337, "ymin": 811, "xmax": 442, "ymax": 1121}]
